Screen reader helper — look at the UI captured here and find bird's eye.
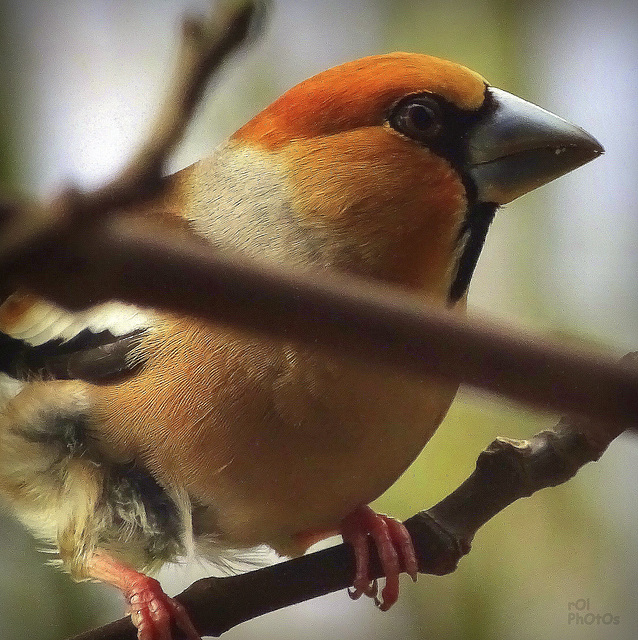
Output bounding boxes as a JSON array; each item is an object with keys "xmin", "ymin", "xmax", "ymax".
[{"xmin": 390, "ymin": 96, "xmax": 443, "ymax": 142}]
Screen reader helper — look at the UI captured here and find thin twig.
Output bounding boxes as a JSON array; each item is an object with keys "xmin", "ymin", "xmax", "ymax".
[
  {"xmin": 112, "ymin": 0, "xmax": 264, "ymax": 207},
  {"xmin": 0, "ymin": 0, "xmax": 260, "ymax": 259}
]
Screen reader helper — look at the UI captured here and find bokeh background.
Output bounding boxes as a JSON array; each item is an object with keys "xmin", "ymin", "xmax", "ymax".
[{"xmin": 0, "ymin": 1, "xmax": 637, "ymax": 639}]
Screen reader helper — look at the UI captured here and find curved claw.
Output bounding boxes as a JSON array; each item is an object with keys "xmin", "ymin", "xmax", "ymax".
[
  {"xmin": 87, "ymin": 550, "xmax": 201, "ymax": 640},
  {"xmin": 341, "ymin": 505, "xmax": 418, "ymax": 610},
  {"xmin": 127, "ymin": 576, "xmax": 201, "ymax": 640}
]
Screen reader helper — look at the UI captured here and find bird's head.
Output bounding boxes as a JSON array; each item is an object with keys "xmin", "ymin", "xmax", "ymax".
[{"xmin": 195, "ymin": 53, "xmax": 603, "ymax": 305}]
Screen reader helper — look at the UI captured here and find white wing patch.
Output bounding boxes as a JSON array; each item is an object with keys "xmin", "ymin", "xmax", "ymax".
[
  {"xmin": 0, "ymin": 373, "xmax": 24, "ymax": 404},
  {"xmin": 5, "ymin": 299, "xmax": 150, "ymax": 346}
]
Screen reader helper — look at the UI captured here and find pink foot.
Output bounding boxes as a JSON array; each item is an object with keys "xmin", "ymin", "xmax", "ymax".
[
  {"xmin": 126, "ymin": 575, "xmax": 201, "ymax": 640},
  {"xmin": 340, "ymin": 505, "xmax": 418, "ymax": 611},
  {"xmin": 87, "ymin": 550, "xmax": 201, "ymax": 640}
]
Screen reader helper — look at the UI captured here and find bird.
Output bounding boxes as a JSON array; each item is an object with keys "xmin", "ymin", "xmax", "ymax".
[{"xmin": 0, "ymin": 52, "xmax": 602, "ymax": 640}]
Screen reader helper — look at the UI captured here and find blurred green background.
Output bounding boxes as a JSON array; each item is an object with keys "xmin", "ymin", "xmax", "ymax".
[{"xmin": 0, "ymin": 1, "xmax": 637, "ymax": 639}]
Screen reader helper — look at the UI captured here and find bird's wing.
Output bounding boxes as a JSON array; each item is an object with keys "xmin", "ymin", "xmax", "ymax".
[
  {"xmin": 0, "ymin": 291, "xmax": 151, "ymax": 385},
  {"xmin": 0, "ymin": 172, "xmax": 193, "ymax": 390}
]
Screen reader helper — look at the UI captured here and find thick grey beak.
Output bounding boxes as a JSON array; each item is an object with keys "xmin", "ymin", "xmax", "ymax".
[{"xmin": 468, "ymin": 87, "xmax": 604, "ymax": 204}]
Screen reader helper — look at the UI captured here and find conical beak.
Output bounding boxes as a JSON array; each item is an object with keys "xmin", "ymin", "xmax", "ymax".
[{"xmin": 467, "ymin": 87, "xmax": 604, "ymax": 204}]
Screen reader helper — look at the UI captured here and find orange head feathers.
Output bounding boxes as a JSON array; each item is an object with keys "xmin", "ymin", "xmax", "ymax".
[{"xmin": 233, "ymin": 52, "xmax": 487, "ymax": 148}]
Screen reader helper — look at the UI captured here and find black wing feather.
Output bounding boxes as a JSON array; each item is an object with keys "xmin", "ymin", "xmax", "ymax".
[{"xmin": 0, "ymin": 328, "xmax": 147, "ymax": 383}]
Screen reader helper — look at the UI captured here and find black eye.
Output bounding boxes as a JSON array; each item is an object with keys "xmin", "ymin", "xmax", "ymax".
[{"xmin": 390, "ymin": 96, "xmax": 443, "ymax": 142}]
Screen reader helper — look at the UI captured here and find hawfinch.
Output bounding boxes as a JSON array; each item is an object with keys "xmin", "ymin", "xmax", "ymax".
[{"xmin": 0, "ymin": 52, "xmax": 602, "ymax": 639}]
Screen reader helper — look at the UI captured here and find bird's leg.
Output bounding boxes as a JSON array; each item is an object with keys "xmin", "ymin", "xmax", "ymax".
[
  {"xmin": 87, "ymin": 550, "xmax": 201, "ymax": 640},
  {"xmin": 340, "ymin": 505, "xmax": 418, "ymax": 611}
]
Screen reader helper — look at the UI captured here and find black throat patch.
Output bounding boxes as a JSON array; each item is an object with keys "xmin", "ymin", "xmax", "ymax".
[{"xmin": 448, "ymin": 201, "xmax": 497, "ymax": 304}]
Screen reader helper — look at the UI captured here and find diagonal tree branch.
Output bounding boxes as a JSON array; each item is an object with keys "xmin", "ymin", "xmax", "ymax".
[
  {"xmin": 68, "ymin": 354, "xmax": 636, "ymax": 639},
  {"xmin": 112, "ymin": 0, "xmax": 265, "ymax": 206},
  {"xmin": 5, "ymin": 214, "xmax": 637, "ymax": 427}
]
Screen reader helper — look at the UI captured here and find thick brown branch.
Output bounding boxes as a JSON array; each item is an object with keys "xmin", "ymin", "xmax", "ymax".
[
  {"xmin": 0, "ymin": 1, "xmax": 634, "ymax": 429},
  {"xmin": 5, "ymin": 217, "xmax": 637, "ymax": 427},
  {"xmin": 69, "ymin": 383, "xmax": 633, "ymax": 640}
]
